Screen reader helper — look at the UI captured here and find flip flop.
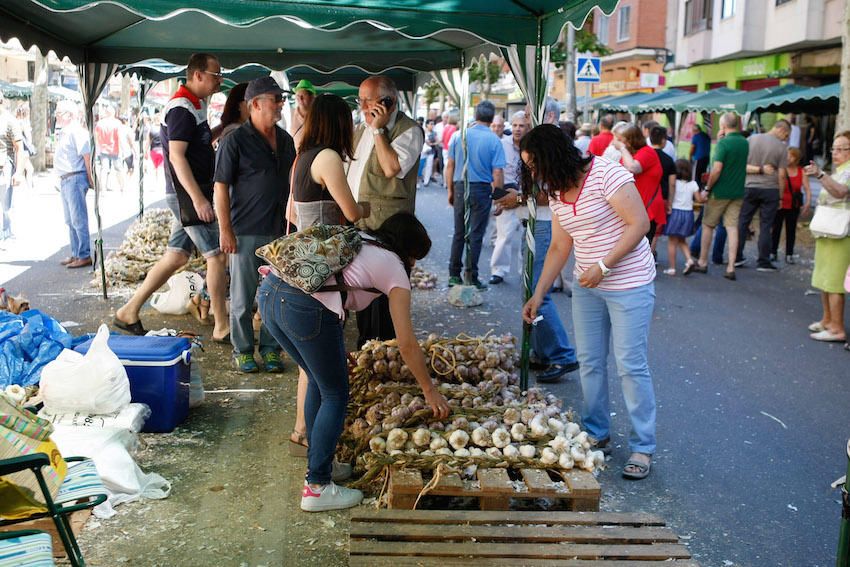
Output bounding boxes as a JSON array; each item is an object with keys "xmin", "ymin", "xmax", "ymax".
[
  {"xmin": 289, "ymin": 432, "xmax": 308, "ymax": 458},
  {"xmin": 622, "ymin": 455, "xmax": 652, "ymax": 480},
  {"xmin": 810, "ymin": 330, "xmax": 846, "ymax": 342},
  {"xmin": 113, "ymin": 316, "xmax": 146, "ymax": 336},
  {"xmin": 808, "ymin": 321, "xmax": 825, "ymax": 333},
  {"xmin": 212, "ymin": 333, "xmax": 231, "ymax": 344}
]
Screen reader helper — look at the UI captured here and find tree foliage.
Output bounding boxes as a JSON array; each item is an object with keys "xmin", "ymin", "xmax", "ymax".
[
  {"xmin": 469, "ymin": 57, "xmax": 502, "ymax": 96},
  {"xmin": 551, "ymin": 14, "xmax": 611, "ymax": 67},
  {"xmin": 422, "ymin": 81, "xmax": 443, "ymax": 107}
]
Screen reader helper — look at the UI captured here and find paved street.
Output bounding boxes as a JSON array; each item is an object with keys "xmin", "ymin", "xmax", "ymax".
[{"xmin": 2, "ymin": 177, "xmax": 848, "ymax": 566}]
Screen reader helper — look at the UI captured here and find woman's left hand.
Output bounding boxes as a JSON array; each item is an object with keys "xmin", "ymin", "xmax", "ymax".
[
  {"xmin": 803, "ymin": 162, "xmax": 820, "ymax": 177},
  {"xmin": 578, "ymin": 263, "xmax": 604, "ymax": 288},
  {"xmin": 424, "ymin": 388, "xmax": 451, "ymax": 419}
]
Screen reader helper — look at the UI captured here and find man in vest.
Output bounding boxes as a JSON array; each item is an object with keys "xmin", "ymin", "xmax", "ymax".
[{"xmin": 346, "ymin": 75, "xmax": 424, "ymax": 346}]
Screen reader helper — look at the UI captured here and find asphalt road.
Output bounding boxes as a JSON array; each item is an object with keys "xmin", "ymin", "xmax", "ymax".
[{"xmin": 5, "ymin": 178, "xmax": 848, "ymax": 567}]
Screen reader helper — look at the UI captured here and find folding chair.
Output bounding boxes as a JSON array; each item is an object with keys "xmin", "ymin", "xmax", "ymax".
[
  {"xmin": 0, "ymin": 529, "xmax": 54, "ymax": 567},
  {"xmin": 0, "ymin": 455, "xmax": 106, "ymax": 567}
]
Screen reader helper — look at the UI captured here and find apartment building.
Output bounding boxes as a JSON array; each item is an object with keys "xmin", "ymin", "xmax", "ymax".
[
  {"xmin": 665, "ymin": 0, "xmax": 842, "ymax": 91},
  {"xmin": 591, "ymin": 0, "xmax": 669, "ymax": 96}
]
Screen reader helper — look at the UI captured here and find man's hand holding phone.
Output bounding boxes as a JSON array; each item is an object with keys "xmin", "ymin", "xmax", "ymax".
[{"xmin": 370, "ymin": 96, "xmax": 393, "ymax": 130}]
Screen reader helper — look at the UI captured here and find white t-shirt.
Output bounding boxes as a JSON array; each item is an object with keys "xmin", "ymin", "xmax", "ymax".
[
  {"xmin": 789, "ymin": 125, "xmax": 801, "ymax": 149},
  {"xmin": 549, "ymin": 158, "xmax": 656, "ymax": 291},
  {"xmin": 346, "ymin": 110, "xmax": 424, "ymax": 201},
  {"xmin": 671, "ymin": 179, "xmax": 700, "ymax": 211}
]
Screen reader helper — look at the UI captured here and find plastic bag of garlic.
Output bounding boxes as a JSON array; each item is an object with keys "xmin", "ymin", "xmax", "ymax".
[
  {"xmin": 409, "ymin": 265, "xmax": 437, "ymax": 290},
  {"xmin": 341, "ymin": 333, "xmax": 606, "ymax": 490}
]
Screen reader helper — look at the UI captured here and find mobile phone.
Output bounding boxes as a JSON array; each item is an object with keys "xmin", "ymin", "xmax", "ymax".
[
  {"xmin": 492, "ymin": 186, "xmax": 509, "ymax": 200},
  {"xmin": 378, "ymin": 96, "xmax": 393, "ymax": 108}
]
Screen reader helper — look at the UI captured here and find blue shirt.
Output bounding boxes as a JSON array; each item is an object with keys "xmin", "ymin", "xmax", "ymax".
[
  {"xmin": 54, "ymin": 123, "xmax": 90, "ymax": 175},
  {"xmin": 448, "ymin": 123, "xmax": 506, "ymax": 183},
  {"xmin": 691, "ymin": 131, "xmax": 711, "ymax": 161}
]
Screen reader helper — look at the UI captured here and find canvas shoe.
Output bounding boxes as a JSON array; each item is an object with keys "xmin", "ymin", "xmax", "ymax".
[
  {"xmin": 262, "ymin": 351, "xmax": 284, "ymax": 373},
  {"xmin": 234, "ymin": 353, "xmax": 259, "ymax": 373},
  {"xmin": 300, "ymin": 481, "xmax": 363, "ymax": 512}
]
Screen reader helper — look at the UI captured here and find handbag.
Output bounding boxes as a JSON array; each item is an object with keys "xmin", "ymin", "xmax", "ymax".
[{"xmin": 809, "ymin": 204, "xmax": 850, "ymax": 239}]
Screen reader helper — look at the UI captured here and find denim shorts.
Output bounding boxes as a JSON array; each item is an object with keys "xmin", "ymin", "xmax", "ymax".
[{"xmin": 165, "ymin": 192, "xmax": 221, "ymax": 257}]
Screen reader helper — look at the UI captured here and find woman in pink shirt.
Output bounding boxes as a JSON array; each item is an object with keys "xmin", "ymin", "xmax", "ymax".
[
  {"xmin": 520, "ymin": 124, "xmax": 657, "ymax": 480},
  {"xmin": 258, "ymin": 213, "xmax": 451, "ymax": 512}
]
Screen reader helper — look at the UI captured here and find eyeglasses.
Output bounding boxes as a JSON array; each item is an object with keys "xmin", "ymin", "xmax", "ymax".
[
  {"xmin": 832, "ymin": 146, "xmax": 850, "ymax": 152},
  {"xmin": 258, "ymin": 94, "xmax": 285, "ymax": 103},
  {"xmin": 203, "ymin": 70, "xmax": 224, "ymax": 79}
]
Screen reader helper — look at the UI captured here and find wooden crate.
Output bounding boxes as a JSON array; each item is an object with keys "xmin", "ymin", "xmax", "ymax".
[
  {"xmin": 0, "ymin": 509, "xmax": 91, "ymax": 558},
  {"xmin": 387, "ymin": 466, "xmax": 600, "ymax": 511},
  {"xmin": 349, "ymin": 509, "xmax": 698, "ymax": 566}
]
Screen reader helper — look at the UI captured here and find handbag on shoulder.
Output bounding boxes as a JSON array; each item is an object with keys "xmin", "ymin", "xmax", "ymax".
[{"xmin": 809, "ymin": 204, "xmax": 850, "ymax": 239}]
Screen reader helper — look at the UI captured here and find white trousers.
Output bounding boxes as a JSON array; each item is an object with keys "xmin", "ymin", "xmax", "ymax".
[{"xmin": 489, "ymin": 208, "xmax": 521, "ymax": 278}]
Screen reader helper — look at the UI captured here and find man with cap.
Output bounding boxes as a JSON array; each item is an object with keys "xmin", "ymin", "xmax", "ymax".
[
  {"xmin": 346, "ymin": 75, "xmax": 424, "ymax": 346},
  {"xmin": 0, "ymin": 91, "xmax": 24, "ymax": 242},
  {"xmin": 287, "ymin": 79, "xmax": 316, "ymax": 151},
  {"xmin": 53, "ymin": 100, "xmax": 93, "ymax": 267},
  {"xmin": 214, "ymin": 77, "xmax": 296, "ymax": 373},
  {"xmin": 115, "ymin": 52, "xmax": 228, "ymax": 340}
]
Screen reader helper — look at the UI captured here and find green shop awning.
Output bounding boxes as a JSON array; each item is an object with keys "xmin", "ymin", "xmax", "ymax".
[
  {"xmin": 629, "ymin": 89, "xmax": 690, "ymax": 113},
  {"xmin": 745, "ymin": 82, "xmax": 839, "ymax": 116},
  {"xmin": 0, "ymin": 79, "xmax": 30, "ymax": 99},
  {"xmin": 682, "ymin": 84, "xmax": 807, "ymax": 115}
]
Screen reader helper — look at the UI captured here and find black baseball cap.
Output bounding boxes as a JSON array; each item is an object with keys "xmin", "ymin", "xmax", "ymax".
[{"xmin": 245, "ymin": 77, "xmax": 285, "ymax": 101}]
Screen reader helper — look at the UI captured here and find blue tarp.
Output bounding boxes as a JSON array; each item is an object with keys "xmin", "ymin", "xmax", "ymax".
[{"xmin": 0, "ymin": 310, "xmax": 73, "ymax": 388}]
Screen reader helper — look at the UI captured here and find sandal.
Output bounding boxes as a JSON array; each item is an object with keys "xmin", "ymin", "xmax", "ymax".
[
  {"xmin": 622, "ymin": 453, "xmax": 652, "ymax": 480},
  {"xmin": 289, "ymin": 431, "xmax": 308, "ymax": 458},
  {"xmin": 808, "ymin": 321, "xmax": 826, "ymax": 333},
  {"xmin": 113, "ymin": 316, "xmax": 146, "ymax": 336},
  {"xmin": 662, "ymin": 268, "xmax": 676, "ymax": 276}
]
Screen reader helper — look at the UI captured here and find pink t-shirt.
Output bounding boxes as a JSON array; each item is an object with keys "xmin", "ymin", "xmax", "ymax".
[
  {"xmin": 549, "ymin": 158, "xmax": 656, "ymax": 291},
  {"xmin": 313, "ymin": 243, "xmax": 411, "ymax": 319}
]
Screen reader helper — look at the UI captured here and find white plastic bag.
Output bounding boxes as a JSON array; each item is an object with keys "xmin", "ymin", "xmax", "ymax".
[
  {"xmin": 151, "ymin": 271, "xmax": 204, "ymax": 315},
  {"xmin": 50, "ymin": 426, "xmax": 171, "ymax": 519},
  {"xmin": 40, "ymin": 324, "xmax": 131, "ymax": 415},
  {"xmin": 38, "ymin": 403, "xmax": 151, "ymax": 433}
]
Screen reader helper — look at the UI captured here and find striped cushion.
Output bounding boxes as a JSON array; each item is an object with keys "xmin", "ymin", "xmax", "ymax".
[
  {"xmin": 0, "ymin": 532, "xmax": 54, "ymax": 567},
  {"xmin": 55, "ymin": 460, "xmax": 104, "ymax": 505}
]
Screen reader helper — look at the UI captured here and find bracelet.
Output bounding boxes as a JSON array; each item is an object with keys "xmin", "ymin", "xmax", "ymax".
[
  {"xmin": 516, "ymin": 193, "xmax": 523, "ymax": 204},
  {"xmin": 817, "ymin": 171, "xmax": 825, "ymax": 179}
]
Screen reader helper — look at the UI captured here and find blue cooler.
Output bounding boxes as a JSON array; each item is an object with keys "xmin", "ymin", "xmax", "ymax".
[{"xmin": 74, "ymin": 336, "xmax": 192, "ymax": 432}]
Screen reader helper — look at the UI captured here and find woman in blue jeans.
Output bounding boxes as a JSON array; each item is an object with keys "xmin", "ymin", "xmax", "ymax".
[
  {"xmin": 520, "ymin": 125, "xmax": 658, "ymax": 480},
  {"xmin": 258, "ymin": 213, "xmax": 451, "ymax": 511}
]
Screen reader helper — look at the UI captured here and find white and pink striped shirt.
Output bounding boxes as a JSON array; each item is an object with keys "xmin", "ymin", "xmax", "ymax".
[{"xmin": 549, "ymin": 158, "xmax": 656, "ymax": 291}]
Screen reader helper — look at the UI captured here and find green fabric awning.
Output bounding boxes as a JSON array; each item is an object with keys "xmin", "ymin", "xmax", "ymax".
[
  {"xmin": 0, "ymin": 0, "xmax": 617, "ymax": 69},
  {"xmin": 0, "ymin": 79, "xmax": 30, "ymax": 99},
  {"xmin": 745, "ymin": 82, "xmax": 839, "ymax": 115},
  {"xmin": 628, "ymin": 89, "xmax": 689, "ymax": 113},
  {"xmin": 682, "ymin": 84, "xmax": 807, "ymax": 115}
]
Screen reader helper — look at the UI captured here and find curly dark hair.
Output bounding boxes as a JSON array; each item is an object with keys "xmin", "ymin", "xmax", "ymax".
[
  {"xmin": 299, "ymin": 93, "xmax": 354, "ymax": 159},
  {"xmin": 519, "ymin": 124, "xmax": 592, "ymax": 199},
  {"xmin": 367, "ymin": 212, "xmax": 431, "ymax": 275}
]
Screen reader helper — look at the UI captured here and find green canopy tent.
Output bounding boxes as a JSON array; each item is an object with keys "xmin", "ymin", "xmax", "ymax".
[
  {"xmin": 745, "ymin": 82, "xmax": 840, "ymax": 116},
  {"xmin": 1, "ymin": 0, "xmax": 618, "ymax": 387},
  {"xmin": 0, "ymin": 80, "xmax": 31, "ymax": 99},
  {"xmin": 681, "ymin": 83, "xmax": 806, "ymax": 115}
]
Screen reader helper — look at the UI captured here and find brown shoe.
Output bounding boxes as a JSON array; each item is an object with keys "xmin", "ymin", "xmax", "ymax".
[
  {"xmin": 60, "ymin": 256, "xmax": 76, "ymax": 266},
  {"xmin": 66, "ymin": 257, "xmax": 93, "ymax": 269}
]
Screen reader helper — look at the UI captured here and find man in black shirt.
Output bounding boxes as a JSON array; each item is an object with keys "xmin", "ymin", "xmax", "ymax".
[{"xmin": 214, "ymin": 77, "xmax": 296, "ymax": 373}]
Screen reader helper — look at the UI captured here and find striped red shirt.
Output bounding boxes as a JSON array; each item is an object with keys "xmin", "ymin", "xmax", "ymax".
[{"xmin": 550, "ymin": 158, "xmax": 656, "ymax": 291}]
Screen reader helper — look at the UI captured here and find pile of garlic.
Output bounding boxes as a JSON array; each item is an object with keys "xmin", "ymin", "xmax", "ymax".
[
  {"xmin": 409, "ymin": 266, "xmax": 437, "ymax": 290},
  {"xmin": 344, "ymin": 334, "xmax": 606, "ymax": 479}
]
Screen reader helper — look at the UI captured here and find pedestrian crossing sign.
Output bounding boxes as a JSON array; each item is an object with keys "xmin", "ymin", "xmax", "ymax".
[{"xmin": 576, "ymin": 57, "xmax": 601, "ymax": 83}]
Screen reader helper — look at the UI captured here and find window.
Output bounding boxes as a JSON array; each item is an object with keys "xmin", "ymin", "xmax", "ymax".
[
  {"xmin": 775, "ymin": 0, "xmax": 793, "ymax": 5},
  {"xmin": 721, "ymin": 0, "xmax": 735, "ymax": 18},
  {"xmin": 684, "ymin": 0, "xmax": 713, "ymax": 35},
  {"xmin": 597, "ymin": 14, "xmax": 609, "ymax": 45},
  {"xmin": 617, "ymin": 6, "xmax": 631, "ymax": 42}
]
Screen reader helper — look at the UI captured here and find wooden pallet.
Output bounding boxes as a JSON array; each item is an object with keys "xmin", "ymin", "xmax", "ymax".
[
  {"xmin": 0, "ymin": 509, "xmax": 91, "ymax": 558},
  {"xmin": 387, "ymin": 466, "xmax": 600, "ymax": 511},
  {"xmin": 349, "ymin": 509, "xmax": 698, "ymax": 566}
]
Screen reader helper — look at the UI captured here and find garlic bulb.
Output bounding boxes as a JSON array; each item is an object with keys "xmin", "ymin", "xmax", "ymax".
[
  {"xmin": 436, "ymin": 447, "xmax": 454, "ymax": 456},
  {"xmin": 485, "ymin": 447, "xmax": 502, "ymax": 459},
  {"xmin": 547, "ymin": 435, "xmax": 569, "ymax": 453},
  {"xmin": 454, "ymin": 448, "xmax": 471, "ymax": 458},
  {"xmin": 471, "ymin": 427, "xmax": 492, "ymax": 447},
  {"xmin": 569, "ymin": 445, "xmax": 586, "ymax": 462},
  {"xmin": 540, "ymin": 448, "xmax": 558, "ymax": 465},
  {"xmin": 449, "ymin": 429, "xmax": 470, "ymax": 450},
  {"xmin": 429, "ymin": 435, "xmax": 448, "ymax": 451},
  {"xmin": 389, "ymin": 449, "xmax": 403, "ymax": 456},
  {"xmin": 412, "ymin": 428, "xmax": 431, "ymax": 447},
  {"xmin": 369, "ymin": 436, "xmax": 387, "ymax": 453},
  {"xmin": 510, "ymin": 423, "xmax": 527, "ymax": 441},
  {"xmin": 581, "ymin": 455, "xmax": 595, "ymax": 471},
  {"xmin": 558, "ymin": 452, "xmax": 574, "ymax": 469},
  {"xmin": 519, "ymin": 445, "xmax": 536, "ymax": 458},
  {"xmin": 529, "ymin": 414, "xmax": 550, "ymax": 438},
  {"xmin": 503, "ymin": 444, "xmax": 519, "ymax": 459},
  {"xmin": 591, "ymin": 450, "xmax": 606, "ymax": 467},
  {"xmin": 420, "ymin": 450, "xmax": 435, "ymax": 457},
  {"xmin": 574, "ymin": 431, "xmax": 590, "ymax": 449},
  {"xmin": 469, "ymin": 447, "xmax": 485, "ymax": 457},
  {"xmin": 564, "ymin": 422, "xmax": 581, "ymax": 438},
  {"xmin": 547, "ymin": 418, "xmax": 565, "ymax": 433},
  {"xmin": 491, "ymin": 428, "xmax": 511, "ymax": 448},
  {"xmin": 503, "ymin": 408, "xmax": 520, "ymax": 425},
  {"xmin": 520, "ymin": 408, "xmax": 536, "ymax": 424},
  {"xmin": 386, "ymin": 428, "xmax": 409, "ymax": 451}
]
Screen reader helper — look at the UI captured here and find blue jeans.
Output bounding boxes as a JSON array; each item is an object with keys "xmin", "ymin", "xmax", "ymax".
[
  {"xmin": 449, "ymin": 182, "xmax": 492, "ymax": 280},
  {"xmin": 690, "ymin": 208, "xmax": 726, "ymax": 263},
  {"xmin": 258, "ymin": 274, "xmax": 348, "ymax": 484},
  {"xmin": 523, "ymin": 220, "xmax": 576, "ymax": 365},
  {"xmin": 60, "ymin": 171, "xmax": 90, "ymax": 259},
  {"xmin": 571, "ymin": 282, "xmax": 656, "ymax": 454}
]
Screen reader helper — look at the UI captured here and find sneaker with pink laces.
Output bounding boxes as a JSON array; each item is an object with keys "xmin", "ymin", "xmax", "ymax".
[{"xmin": 300, "ymin": 481, "xmax": 363, "ymax": 512}]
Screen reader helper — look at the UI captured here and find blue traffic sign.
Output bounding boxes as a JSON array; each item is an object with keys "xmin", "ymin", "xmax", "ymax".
[{"xmin": 576, "ymin": 56, "xmax": 602, "ymax": 83}]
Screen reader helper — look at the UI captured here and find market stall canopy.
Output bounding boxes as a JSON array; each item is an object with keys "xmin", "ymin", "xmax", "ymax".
[
  {"xmin": 682, "ymin": 83, "xmax": 807, "ymax": 115},
  {"xmin": 745, "ymin": 82, "xmax": 839, "ymax": 116},
  {"xmin": 593, "ymin": 91, "xmax": 688, "ymax": 113},
  {"xmin": 0, "ymin": 79, "xmax": 30, "ymax": 99},
  {"xmin": 626, "ymin": 89, "xmax": 690, "ymax": 113},
  {"xmin": 8, "ymin": 81, "xmax": 83, "ymax": 102}
]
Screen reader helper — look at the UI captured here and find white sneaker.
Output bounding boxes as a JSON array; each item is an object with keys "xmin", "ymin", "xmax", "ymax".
[{"xmin": 300, "ymin": 482, "xmax": 363, "ymax": 512}]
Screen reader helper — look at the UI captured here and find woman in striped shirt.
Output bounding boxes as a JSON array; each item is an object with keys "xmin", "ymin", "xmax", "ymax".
[{"xmin": 520, "ymin": 124, "xmax": 658, "ymax": 480}]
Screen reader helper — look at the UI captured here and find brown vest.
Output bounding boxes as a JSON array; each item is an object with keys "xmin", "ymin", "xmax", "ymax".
[{"xmin": 352, "ymin": 112, "xmax": 422, "ymax": 230}]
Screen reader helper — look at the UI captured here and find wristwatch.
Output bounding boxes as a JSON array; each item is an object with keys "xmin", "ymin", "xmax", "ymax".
[
  {"xmin": 372, "ymin": 127, "xmax": 386, "ymax": 136},
  {"xmin": 817, "ymin": 171, "xmax": 825, "ymax": 179},
  {"xmin": 597, "ymin": 260, "xmax": 611, "ymax": 277}
]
